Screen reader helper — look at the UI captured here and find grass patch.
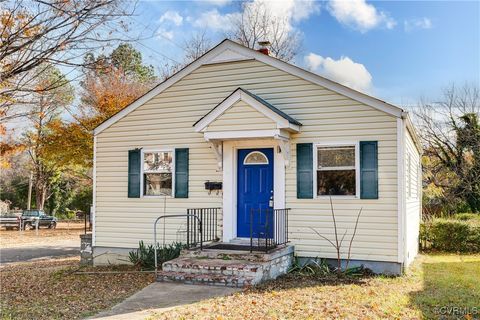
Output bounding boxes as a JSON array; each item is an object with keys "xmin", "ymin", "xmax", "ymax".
[
  {"xmin": 151, "ymin": 254, "xmax": 479, "ymax": 319},
  {"xmin": 0, "ymin": 257, "xmax": 154, "ymax": 319},
  {"xmin": 411, "ymin": 254, "xmax": 480, "ymax": 319}
]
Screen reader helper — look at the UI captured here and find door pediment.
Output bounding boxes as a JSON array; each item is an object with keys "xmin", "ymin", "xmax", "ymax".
[{"xmin": 193, "ymin": 88, "xmax": 301, "ymax": 134}]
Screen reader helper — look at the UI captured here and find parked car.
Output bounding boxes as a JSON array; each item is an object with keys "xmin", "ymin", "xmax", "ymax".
[
  {"xmin": 0, "ymin": 213, "xmax": 20, "ymax": 230},
  {"xmin": 21, "ymin": 210, "xmax": 57, "ymax": 230}
]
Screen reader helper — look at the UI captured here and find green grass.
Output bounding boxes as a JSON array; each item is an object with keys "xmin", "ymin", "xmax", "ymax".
[
  {"xmin": 411, "ymin": 254, "xmax": 480, "ymax": 319},
  {"xmin": 152, "ymin": 254, "xmax": 480, "ymax": 320}
]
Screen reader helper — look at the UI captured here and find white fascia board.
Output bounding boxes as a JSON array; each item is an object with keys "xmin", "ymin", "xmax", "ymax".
[
  {"xmin": 194, "ymin": 90, "xmax": 242, "ymax": 132},
  {"xmin": 224, "ymin": 41, "xmax": 404, "ymax": 118},
  {"xmin": 95, "ymin": 39, "xmax": 404, "ymax": 135},
  {"xmin": 239, "ymin": 91, "xmax": 293, "ymax": 128},
  {"xmin": 204, "ymin": 129, "xmax": 286, "ymax": 141},
  {"xmin": 402, "ymin": 111, "xmax": 423, "ymax": 155},
  {"xmin": 194, "ymin": 89, "xmax": 298, "ymax": 133},
  {"xmin": 94, "ymin": 41, "xmax": 232, "ymax": 136}
]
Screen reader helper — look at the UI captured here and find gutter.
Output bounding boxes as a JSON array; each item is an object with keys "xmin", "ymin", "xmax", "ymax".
[{"xmin": 401, "ymin": 111, "xmax": 423, "ymax": 154}]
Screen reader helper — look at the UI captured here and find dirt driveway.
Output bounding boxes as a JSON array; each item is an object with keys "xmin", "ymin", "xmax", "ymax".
[{"xmin": 0, "ymin": 222, "xmax": 84, "ymax": 264}]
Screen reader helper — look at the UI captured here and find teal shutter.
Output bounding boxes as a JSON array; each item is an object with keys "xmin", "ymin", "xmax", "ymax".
[
  {"xmin": 128, "ymin": 149, "xmax": 141, "ymax": 198},
  {"xmin": 360, "ymin": 141, "xmax": 378, "ymax": 199},
  {"xmin": 297, "ymin": 143, "xmax": 313, "ymax": 199},
  {"xmin": 175, "ymin": 148, "xmax": 189, "ymax": 198}
]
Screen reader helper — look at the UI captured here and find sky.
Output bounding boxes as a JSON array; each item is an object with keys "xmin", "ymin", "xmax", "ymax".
[{"xmin": 123, "ymin": 0, "xmax": 480, "ymax": 108}]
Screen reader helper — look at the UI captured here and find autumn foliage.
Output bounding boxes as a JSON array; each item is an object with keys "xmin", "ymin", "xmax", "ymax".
[{"xmin": 44, "ymin": 45, "xmax": 156, "ymax": 169}]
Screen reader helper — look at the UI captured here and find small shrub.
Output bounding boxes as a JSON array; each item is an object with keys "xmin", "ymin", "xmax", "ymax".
[
  {"xmin": 129, "ymin": 241, "xmax": 184, "ymax": 270},
  {"xmin": 420, "ymin": 217, "xmax": 480, "ymax": 253},
  {"xmin": 288, "ymin": 257, "xmax": 331, "ymax": 276}
]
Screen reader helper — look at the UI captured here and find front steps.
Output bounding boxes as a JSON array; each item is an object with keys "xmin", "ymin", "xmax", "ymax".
[{"xmin": 157, "ymin": 244, "xmax": 294, "ymax": 288}]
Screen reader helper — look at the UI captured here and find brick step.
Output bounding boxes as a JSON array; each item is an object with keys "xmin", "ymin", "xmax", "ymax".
[
  {"xmin": 183, "ymin": 244, "xmax": 293, "ymax": 262},
  {"xmin": 156, "ymin": 270, "xmax": 256, "ymax": 288},
  {"xmin": 162, "ymin": 257, "xmax": 264, "ymax": 277}
]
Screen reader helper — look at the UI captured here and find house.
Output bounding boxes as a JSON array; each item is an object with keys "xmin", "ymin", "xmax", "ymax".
[{"xmin": 92, "ymin": 39, "xmax": 422, "ymax": 276}]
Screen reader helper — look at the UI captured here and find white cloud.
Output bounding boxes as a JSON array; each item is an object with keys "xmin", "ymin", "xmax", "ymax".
[
  {"xmin": 192, "ymin": 9, "xmax": 240, "ymax": 31},
  {"xmin": 159, "ymin": 10, "xmax": 183, "ymax": 26},
  {"xmin": 157, "ymin": 28, "xmax": 174, "ymax": 41},
  {"xmin": 192, "ymin": 0, "xmax": 319, "ymax": 32},
  {"xmin": 305, "ymin": 53, "xmax": 373, "ymax": 92},
  {"xmin": 328, "ymin": 0, "xmax": 396, "ymax": 33},
  {"xmin": 257, "ymin": 0, "xmax": 320, "ymax": 26},
  {"xmin": 404, "ymin": 17, "xmax": 432, "ymax": 32}
]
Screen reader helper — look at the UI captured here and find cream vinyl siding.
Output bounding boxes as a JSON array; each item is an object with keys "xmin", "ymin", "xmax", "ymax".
[
  {"xmin": 404, "ymin": 130, "xmax": 421, "ymax": 265},
  {"xmin": 95, "ymin": 59, "xmax": 399, "ymax": 262},
  {"xmin": 206, "ymin": 100, "xmax": 276, "ymax": 132}
]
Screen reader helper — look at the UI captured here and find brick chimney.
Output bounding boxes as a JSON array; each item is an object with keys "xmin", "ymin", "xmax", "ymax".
[{"xmin": 257, "ymin": 40, "xmax": 271, "ymax": 55}]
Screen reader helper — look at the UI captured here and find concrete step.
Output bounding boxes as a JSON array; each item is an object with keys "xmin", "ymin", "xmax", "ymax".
[
  {"xmin": 156, "ymin": 270, "xmax": 256, "ymax": 288},
  {"xmin": 183, "ymin": 244, "xmax": 293, "ymax": 262},
  {"xmin": 162, "ymin": 257, "xmax": 264, "ymax": 277}
]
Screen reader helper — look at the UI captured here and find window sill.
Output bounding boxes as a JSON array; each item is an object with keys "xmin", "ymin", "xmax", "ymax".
[
  {"xmin": 316, "ymin": 195, "xmax": 359, "ymax": 199},
  {"xmin": 142, "ymin": 195, "xmax": 173, "ymax": 199}
]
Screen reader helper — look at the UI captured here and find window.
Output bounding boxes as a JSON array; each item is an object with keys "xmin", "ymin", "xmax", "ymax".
[
  {"xmin": 316, "ymin": 145, "xmax": 356, "ymax": 196},
  {"xmin": 143, "ymin": 151, "xmax": 173, "ymax": 196},
  {"xmin": 244, "ymin": 151, "xmax": 268, "ymax": 165}
]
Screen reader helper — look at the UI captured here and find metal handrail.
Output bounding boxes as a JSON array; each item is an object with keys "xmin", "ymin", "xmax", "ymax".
[
  {"xmin": 153, "ymin": 214, "xmax": 201, "ymax": 277},
  {"xmin": 249, "ymin": 208, "xmax": 290, "ymax": 253}
]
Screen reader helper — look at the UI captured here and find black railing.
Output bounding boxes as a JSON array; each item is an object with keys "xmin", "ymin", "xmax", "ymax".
[
  {"xmin": 249, "ymin": 208, "xmax": 290, "ymax": 253},
  {"xmin": 186, "ymin": 208, "xmax": 221, "ymax": 249}
]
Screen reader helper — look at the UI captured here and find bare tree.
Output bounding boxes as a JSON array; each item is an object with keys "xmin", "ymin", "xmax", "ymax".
[
  {"xmin": 228, "ymin": 1, "xmax": 301, "ymax": 62},
  {"xmin": 157, "ymin": 32, "xmax": 214, "ymax": 81},
  {"xmin": 183, "ymin": 31, "xmax": 213, "ymax": 63},
  {"xmin": 414, "ymin": 84, "xmax": 480, "ymax": 213},
  {"xmin": 0, "ymin": 0, "xmax": 137, "ymax": 122},
  {"xmin": 310, "ymin": 197, "xmax": 363, "ymax": 275}
]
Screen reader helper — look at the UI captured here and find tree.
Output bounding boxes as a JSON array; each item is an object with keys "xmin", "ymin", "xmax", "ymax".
[
  {"xmin": 45, "ymin": 43, "xmax": 156, "ymax": 169},
  {"xmin": 183, "ymin": 31, "xmax": 213, "ymax": 63},
  {"xmin": 228, "ymin": 1, "xmax": 301, "ymax": 62},
  {"xmin": 23, "ymin": 65, "xmax": 74, "ymax": 210},
  {"xmin": 0, "ymin": 0, "xmax": 136, "ymax": 123},
  {"xmin": 415, "ymin": 84, "xmax": 480, "ymax": 213}
]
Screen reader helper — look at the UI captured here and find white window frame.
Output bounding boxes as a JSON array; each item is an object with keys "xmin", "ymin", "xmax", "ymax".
[
  {"xmin": 313, "ymin": 142, "xmax": 360, "ymax": 199},
  {"xmin": 140, "ymin": 149, "xmax": 175, "ymax": 198}
]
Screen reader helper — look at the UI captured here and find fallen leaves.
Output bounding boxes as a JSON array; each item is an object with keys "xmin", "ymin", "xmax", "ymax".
[
  {"xmin": 152, "ymin": 255, "xmax": 480, "ymax": 320},
  {"xmin": 0, "ymin": 257, "xmax": 154, "ymax": 319}
]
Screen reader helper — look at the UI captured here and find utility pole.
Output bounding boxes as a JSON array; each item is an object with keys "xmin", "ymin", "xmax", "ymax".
[{"xmin": 27, "ymin": 171, "xmax": 33, "ymax": 210}]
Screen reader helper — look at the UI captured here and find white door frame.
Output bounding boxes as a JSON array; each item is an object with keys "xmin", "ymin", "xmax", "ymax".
[{"xmin": 222, "ymin": 139, "xmax": 286, "ymax": 242}]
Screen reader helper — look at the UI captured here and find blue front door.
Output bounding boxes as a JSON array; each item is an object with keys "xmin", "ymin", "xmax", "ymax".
[{"xmin": 237, "ymin": 148, "xmax": 274, "ymax": 238}]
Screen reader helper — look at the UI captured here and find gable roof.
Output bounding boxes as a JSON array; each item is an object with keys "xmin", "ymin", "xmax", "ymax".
[
  {"xmin": 193, "ymin": 88, "xmax": 302, "ymax": 133},
  {"xmin": 239, "ymin": 88, "xmax": 302, "ymax": 126},
  {"xmin": 94, "ymin": 39, "xmax": 405, "ymax": 136}
]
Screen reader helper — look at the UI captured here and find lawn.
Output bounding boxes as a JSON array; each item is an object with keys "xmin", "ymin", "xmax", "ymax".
[
  {"xmin": 0, "ymin": 254, "xmax": 478, "ymax": 319},
  {"xmin": 0, "ymin": 257, "xmax": 154, "ymax": 319},
  {"xmin": 153, "ymin": 254, "xmax": 480, "ymax": 320}
]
